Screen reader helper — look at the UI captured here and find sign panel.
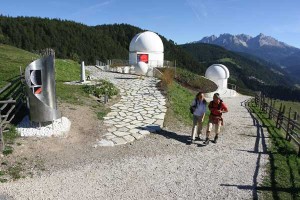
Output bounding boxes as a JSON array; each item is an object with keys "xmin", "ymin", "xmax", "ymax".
[{"xmin": 137, "ymin": 54, "xmax": 148, "ymax": 63}]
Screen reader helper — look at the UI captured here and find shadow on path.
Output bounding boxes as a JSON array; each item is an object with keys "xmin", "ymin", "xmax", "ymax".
[{"xmin": 221, "ymin": 99, "xmax": 270, "ymax": 200}]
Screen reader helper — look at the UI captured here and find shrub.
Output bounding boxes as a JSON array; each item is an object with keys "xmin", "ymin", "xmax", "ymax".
[
  {"xmin": 161, "ymin": 68, "xmax": 175, "ymax": 88},
  {"xmin": 83, "ymin": 80, "xmax": 118, "ymax": 98}
]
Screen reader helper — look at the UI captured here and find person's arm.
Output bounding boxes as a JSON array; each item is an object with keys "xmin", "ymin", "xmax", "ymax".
[
  {"xmin": 191, "ymin": 99, "xmax": 196, "ymax": 106},
  {"xmin": 220, "ymin": 103, "xmax": 228, "ymax": 113}
]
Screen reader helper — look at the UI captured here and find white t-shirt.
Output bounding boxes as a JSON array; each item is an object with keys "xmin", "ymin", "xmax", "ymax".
[{"xmin": 191, "ymin": 99, "xmax": 207, "ymax": 116}]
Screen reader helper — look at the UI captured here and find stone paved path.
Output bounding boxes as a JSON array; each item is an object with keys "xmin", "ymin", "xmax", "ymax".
[{"xmin": 86, "ymin": 66, "xmax": 166, "ymax": 146}]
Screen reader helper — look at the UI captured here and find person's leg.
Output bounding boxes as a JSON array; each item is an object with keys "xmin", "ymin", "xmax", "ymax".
[
  {"xmin": 191, "ymin": 115, "xmax": 198, "ymax": 141},
  {"xmin": 213, "ymin": 121, "xmax": 222, "ymax": 143},
  {"xmin": 205, "ymin": 122, "xmax": 212, "ymax": 144},
  {"xmin": 197, "ymin": 117, "xmax": 203, "ymax": 139}
]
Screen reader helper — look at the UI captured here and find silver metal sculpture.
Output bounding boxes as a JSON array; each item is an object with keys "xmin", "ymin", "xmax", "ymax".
[{"xmin": 25, "ymin": 55, "xmax": 61, "ymax": 122}]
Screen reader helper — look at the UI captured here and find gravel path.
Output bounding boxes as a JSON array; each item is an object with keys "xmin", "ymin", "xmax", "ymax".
[{"xmin": 0, "ymin": 71, "xmax": 269, "ymax": 199}]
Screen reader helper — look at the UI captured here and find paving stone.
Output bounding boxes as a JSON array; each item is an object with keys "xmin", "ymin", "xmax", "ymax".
[
  {"xmin": 105, "ymin": 135, "xmax": 117, "ymax": 140},
  {"xmin": 136, "ymin": 116, "xmax": 144, "ymax": 121},
  {"xmin": 139, "ymin": 130, "xmax": 150, "ymax": 135},
  {"xmin": 153, "ymin": 113, "xmax": 165, "ymax": 120},
  {"xmin": 111, "ymin": 137, "xmax": 127, "ymax": 145},
  {"xmin": 97, "ymin": 139, "xmax": 115, "ymax": 147},
  {"xmin": 113, "ymin": 131, "xmax": 131, "ymax": 136},
  {"xmin": 123, "ymin": 118, "xmax": 132, "ymax": 123},
  {"xmin": 155, "ymin": 120, "xmax": 164, "ymax": 127},
  {"xmin": 123, "ymin": 135, "xmax": 135, "ymax": 143},
  {"xmin": 91, "ymin": 70, "xmax": 166, "ymax": 147},
  {"xmin": 118, "ymin": 127, "xmax": 129, "ymax": 132},
  {"xmin": 131, "ymin": 132, "xmax": 144, "ymax": 140},
  {"xmin": 104, "ymin": 120, "xmax": 116, "ymax": 124},
  {"xmin": 107, "ymin": 112, "xmax": 119, "ymax": 117},
  {"xmin": 115, "ymin": 124, "xmax": 127, "ymax": 128},
  {"xmin": 144, "ymin": 119, "xmax": 156, "ymax": 124},
  {"xmin": 119, "ymin": 112, "xmax": 127, "ymax": 117},
  {"xmin": 129, "ymin": 129, "xmax": 140, "ymax": 134}
]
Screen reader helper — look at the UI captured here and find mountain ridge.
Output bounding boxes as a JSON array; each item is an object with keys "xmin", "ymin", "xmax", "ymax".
[{"xmin": 192, "ymin": 33, "xmax": 300, "ymax": 83}]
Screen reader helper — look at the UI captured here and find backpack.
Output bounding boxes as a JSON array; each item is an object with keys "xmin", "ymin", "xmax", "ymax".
[{"xmin": 189, "ymin": 99, "xmax": 198, "ymax": 114}]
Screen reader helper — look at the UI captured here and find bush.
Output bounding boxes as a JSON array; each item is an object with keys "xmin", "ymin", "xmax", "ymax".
[
  {"xmin": 161, "ymin": 68, "xmax": 175, "ymax": 88},
  {"xmin": 83, "ymin": 80, "xmax": 118, "ymax": 98}
]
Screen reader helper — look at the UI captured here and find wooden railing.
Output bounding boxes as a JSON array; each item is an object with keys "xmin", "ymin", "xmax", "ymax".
[
  {"xmin": 252, "ymin": 92, "xmax": 300, "ymax": 156},
  {"xmin": 0, "ymin": 75, "xmax": 26, "ymax": 151}
]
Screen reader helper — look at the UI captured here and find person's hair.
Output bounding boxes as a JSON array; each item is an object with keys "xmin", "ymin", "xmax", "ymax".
[
  {"xmin": 213, "ymin": 93, "xmax": 220, "ymax": 99},
  {"xmin": 195, "ymin": 91, "xmax": 207, "ymax": 104}
]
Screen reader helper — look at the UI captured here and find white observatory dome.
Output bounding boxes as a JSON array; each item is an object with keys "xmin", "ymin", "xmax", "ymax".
[
  {"xmin": 205, "ymin": 64, "xmax": 230, "ymax": 80},
  {"xmin": 129, "ymin": 31, "xmax": 164, "ymax": 53}
]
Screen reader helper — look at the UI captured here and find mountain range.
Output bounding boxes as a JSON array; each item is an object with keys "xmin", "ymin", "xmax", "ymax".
[{"xmin": 193, "ymin": 33, "xmax": 300, "ymax": 82}]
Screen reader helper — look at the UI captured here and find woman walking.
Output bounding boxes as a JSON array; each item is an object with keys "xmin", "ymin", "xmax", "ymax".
[{"xmin": 190, "ymin": 91, "xmax": 207, "ymax": 142}]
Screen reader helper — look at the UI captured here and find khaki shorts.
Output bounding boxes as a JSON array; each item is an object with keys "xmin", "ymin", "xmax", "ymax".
[{"xmin": 206, "ymin": 121, "xmax": 221, "ymax": 134}]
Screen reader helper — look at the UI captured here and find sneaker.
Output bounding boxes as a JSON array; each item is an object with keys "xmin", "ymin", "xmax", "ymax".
[
  {"xmin": 213, "ymin": 135, "xmax": 218, "ymax": 143},
  {"xmin": 204, "ymin": 138, "xmax": 209, "ymax": 145}
]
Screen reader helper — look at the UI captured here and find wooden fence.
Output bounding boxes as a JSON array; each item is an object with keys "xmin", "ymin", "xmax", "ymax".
[
  {"xmin": 0, "ymin": 75, "xmax": 26, "ymax": 151},
  {"xmin": 252, "ymin": 92, "xmax": 300, "ymax": 156}
]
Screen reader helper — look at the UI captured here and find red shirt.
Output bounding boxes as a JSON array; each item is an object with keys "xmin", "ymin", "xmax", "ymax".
[{"xmin": 209, "ymin": 100, "xmax": 228, "ymax": 116}]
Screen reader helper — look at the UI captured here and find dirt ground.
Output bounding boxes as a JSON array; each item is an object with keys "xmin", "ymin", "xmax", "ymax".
[
  {"xmin": 1, "ymin": 89, "xmax": 180, "ymax": 181},
  {"xmin": 1, "ymin": 96, "xmax": 121, "ymax": 179}
]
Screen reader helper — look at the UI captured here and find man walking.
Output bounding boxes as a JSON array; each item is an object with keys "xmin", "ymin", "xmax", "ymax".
[{"xmin": 204, "ymin": 93, "xmax": 228, "ymax": 145}]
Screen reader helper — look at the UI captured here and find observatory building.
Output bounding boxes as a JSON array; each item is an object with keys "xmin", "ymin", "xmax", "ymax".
[
  {"xmin": 129, "ymin": 31, "xmax": 164, "ymax": 75},
  {"xmin": 205, "ymin": 64, "xmax": 237, "ymax": 98}
]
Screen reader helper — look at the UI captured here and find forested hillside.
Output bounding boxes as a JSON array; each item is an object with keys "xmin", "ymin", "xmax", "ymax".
[
  {"xmin": 0, "ymin": 16, "xmax": 205, "ymax": 74},
  {"xmin": 1, "ymin": 16, "xmax": 300, "ymax": 100}
]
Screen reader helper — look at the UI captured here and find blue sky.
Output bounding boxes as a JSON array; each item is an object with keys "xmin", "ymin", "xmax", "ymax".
[{"xmin": 1, "ymin": 0, "xmax": 300, "ymax": 48}]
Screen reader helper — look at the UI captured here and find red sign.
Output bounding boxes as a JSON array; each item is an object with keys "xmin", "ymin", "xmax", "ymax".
[{"xmin": 137, "ymin": 54, "xmax": 148, "ymax": 63}]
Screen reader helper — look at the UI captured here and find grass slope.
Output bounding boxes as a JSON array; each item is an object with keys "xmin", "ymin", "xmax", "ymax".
[
  {"xmin": 0, "ymin": 44, "xmax": 38, "ymax": 87},
  {"xmin": 0, "ymin": 44, "xmax": 87, "ymax": 103},
  {"xmin": 167, "ymin": 82, "xmax": 210, "ymax": 126}
]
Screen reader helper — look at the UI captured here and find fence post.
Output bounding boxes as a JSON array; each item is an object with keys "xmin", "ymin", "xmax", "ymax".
[
  {"xmin": 269, "ymin": 98, "xmax": 273, "ymax": 119},
  {"xmin": 286, "ymin": 107, "xmax": 292, "ymax": 140},
  {"xmin": 0, "ymin": 127, "xmax": 3, "ymax": 152},
  {"xmin": 276, "ymin": 103, "xmax": 283, "ymax": 129}
]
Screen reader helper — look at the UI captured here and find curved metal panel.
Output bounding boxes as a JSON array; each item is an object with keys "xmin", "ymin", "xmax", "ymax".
[{"xmin": 25, "ymin": 55, "xmax": 61, "ymax": 122}]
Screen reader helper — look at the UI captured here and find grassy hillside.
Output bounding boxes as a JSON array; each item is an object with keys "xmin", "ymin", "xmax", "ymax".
[
  {"xmin": 0, "ymin": 44, "xmax": 38, "ymax": 87},
  {"xmin": 0, "ymin": 44, "xmax": 87, "ymax": 104}
]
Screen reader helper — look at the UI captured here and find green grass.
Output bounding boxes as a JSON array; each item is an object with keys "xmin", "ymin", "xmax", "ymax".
[
  {"xmin": 249, "ymin": 102, "xmax": 300, "ymax": 200},
  {"xmin": 167, "ymin": 82, "xmax": 210, "ymax": 126},
  {"xmin": 0, "ymin": 44, "xmax": 38, "ymax": 87},
  {"xmin": 7, "ymin": 164, "xmax": 23, "ymax": 180},
  {"xmin": 267, "ymin": 98, "xmax": 300, "ymax": 117},
  {"xmin": 3, "ymin": 126, "xmax": 20, "ymax": 145},
  {"xmin": 159, "ymin": 67, "xmax": 217, "ymax": 93},
  {"xmin": 55, "ymin": 59, "xmax": 89, "ymax": 104}
]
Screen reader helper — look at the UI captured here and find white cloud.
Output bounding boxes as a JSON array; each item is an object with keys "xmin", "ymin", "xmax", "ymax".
[
  {"xmin": 70, "ymin": 1, "xmax": 113, "ymax": 18},
  {"xmin": 185, "ymin": 0, "xmax": 208, "ymax": 21}
]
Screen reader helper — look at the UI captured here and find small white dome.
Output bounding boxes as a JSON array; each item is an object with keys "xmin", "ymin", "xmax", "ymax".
[
  {"xmin": 129, "ymin": 31, "xmax": 164, "ymax": 53},
  {"xmin": 205, "ymin": 64, "xmax": 230, "ymax": 80}
]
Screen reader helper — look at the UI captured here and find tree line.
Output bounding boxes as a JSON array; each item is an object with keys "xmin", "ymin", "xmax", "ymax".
[{"xmin": 0, "ymin": 15, "xmax": 299, "ymax": 101}]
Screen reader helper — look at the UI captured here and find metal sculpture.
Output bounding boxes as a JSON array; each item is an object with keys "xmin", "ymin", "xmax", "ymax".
[{"xmin": 25, "ymin": 55, "xmax": 61, "ymax": 122}]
